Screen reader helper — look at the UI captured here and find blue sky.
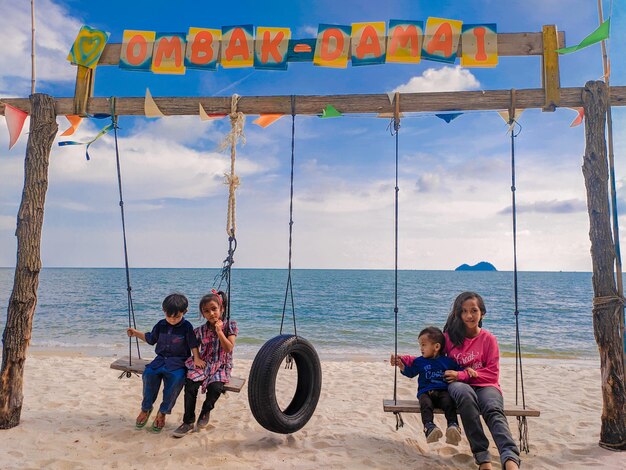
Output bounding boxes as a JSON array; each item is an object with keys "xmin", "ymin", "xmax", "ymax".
[{"xmin": 0, "ymin": 0, "xmax": 624, "ymax": 271}]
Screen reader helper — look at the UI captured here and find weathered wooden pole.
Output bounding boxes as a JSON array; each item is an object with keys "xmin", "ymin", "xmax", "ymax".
[
  {"xmin": 0, "ymin": 93, "xmax": 57, "ymax": 429},
  {"xmin": 581, "ymin": 80, "xmax": 626, "ymax": 451}
]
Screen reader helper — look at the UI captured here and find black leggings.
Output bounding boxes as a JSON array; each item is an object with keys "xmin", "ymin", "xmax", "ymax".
[
  {"xmin": 182, "ymin": 378, "xmax": 225, "ymax": 424},
  {"xmin": 418, "ymin": 389, "xmax": 458, "ymax": 427}
]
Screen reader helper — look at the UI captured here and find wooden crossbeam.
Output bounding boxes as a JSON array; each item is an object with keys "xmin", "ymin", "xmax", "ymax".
[
  {"xmin": 110, "ymin": 357, "xmax": 245, "ymax": 393},
  {"xmin": 383, "ymin": 399, "xmax": 540, "ymax": 417},
  {"xmin": 2, "ymin": 86, "xmax": 625, "ymax": 116}
]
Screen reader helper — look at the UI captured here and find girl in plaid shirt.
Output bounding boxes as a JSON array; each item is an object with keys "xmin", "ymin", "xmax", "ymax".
[{"xmin": 173, "ymin": 290, "xmax": 238, "ymax": 438}]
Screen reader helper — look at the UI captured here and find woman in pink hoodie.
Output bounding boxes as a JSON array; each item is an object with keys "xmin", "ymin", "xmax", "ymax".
[{"xmin": 443, "ymin": 292, "xmax": 520, "ymax": 470}]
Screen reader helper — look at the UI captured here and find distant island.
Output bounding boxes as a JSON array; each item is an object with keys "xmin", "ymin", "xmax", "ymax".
[{"xmin": 455, "ymin": 261, "xmax": 497, "ymax": 271}]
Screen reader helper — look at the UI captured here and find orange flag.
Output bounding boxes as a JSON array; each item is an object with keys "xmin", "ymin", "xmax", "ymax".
[
  {"xmin": 60, "ymin": 115, "xmax": 83, "ymax": 136},
  {"xmin": 253, "ymin": 114, "xmax": 284, "ymax": 128}
]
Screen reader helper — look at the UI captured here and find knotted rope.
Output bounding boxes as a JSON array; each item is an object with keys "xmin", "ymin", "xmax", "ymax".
[{"xmin": 219, "ymin": 94, "xmax": 246, "ymax": 237}]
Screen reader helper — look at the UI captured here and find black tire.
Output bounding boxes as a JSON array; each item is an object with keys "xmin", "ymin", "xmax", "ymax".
[{"xmin": 248, "ymin": 334, "xmax": 322, "ymax": 434}]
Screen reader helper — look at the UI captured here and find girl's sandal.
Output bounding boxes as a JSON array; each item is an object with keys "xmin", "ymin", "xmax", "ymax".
[
  {"xmin": 135, "ymin": 408, "xmax": 153, "ymax": 429},
  {"xmin": 150, "ymin": 412, "xmax": 166, "ymax": 433}
]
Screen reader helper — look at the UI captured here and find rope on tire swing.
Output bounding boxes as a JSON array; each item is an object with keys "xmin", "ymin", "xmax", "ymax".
[{"xmin": 247, "ymin": 96, "xmax": 322, "ymax": 434}]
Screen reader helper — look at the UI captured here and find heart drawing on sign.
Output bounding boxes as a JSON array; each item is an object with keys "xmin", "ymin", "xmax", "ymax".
[{"xmin": 70, "ymin": 26, "xmax": 109, "ymax": 68}]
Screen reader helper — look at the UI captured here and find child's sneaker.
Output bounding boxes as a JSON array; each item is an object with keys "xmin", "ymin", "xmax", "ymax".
[
  {"xmin": 172, "ymin": 422, "xmax": 194, "ymax": 438},
  {"xmin": 196, "ymin": 411, "xmax": 210, "ymax": 429},
  {"xmin": 446, "ymin": 423, "xmax": 462, "ymax": 445},
  {"xmin": 424, "ymin": 423, "xmax": 443, "ymax": 443}
]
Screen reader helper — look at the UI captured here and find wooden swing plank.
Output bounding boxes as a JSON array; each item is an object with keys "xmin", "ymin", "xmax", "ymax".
[
  {"xmin": 383, "ymin": 399, "xmax": 540, "ymax": 417},
  {"xmin": 110, "ymin": 357, "xmax": 245, "ymax": 392}
]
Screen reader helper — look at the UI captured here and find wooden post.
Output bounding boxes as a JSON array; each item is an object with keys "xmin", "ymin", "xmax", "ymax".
[
  {"xmin": 541, "ymin": 25, "xmax": 561, "ymax": 111},
  {"xmin": 581, "ymin": 80, "xmax": 626, "ymax": 451},
  {"xmin": 0, "ymin": 94, "xmax": 57, "ymax": 429},
  {"xmin": 73, "ymin": 65, "xmax": 94, "ymax": 117}
]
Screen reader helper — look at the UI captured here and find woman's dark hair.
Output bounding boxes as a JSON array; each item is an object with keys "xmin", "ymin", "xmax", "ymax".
[
  {"xmin": 418, "ymin": 326, "xmax": 446, "ymax": 350},
  {"xmin": 443, "ymin": 292, "xmax": 486, "ymax": 347},
  {"xmin": 162, "ymin": 293, "xmax": 188, "ymax": 317}
]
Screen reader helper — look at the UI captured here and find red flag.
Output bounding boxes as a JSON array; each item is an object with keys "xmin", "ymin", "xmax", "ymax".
[{"xmin": 4, "ymin": 104, "xmax": 29, "ymax": 150}]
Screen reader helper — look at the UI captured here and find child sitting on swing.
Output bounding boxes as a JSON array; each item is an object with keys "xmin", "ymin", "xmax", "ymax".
[
  {"xmin": 128, "ymin": 293, "xmax": 205, "ymax": 433},
  {"xmin": 173, "ymin": 289, "xmax": 238, "ymax": 438},
  {"xmin": 391, "ymin": 326, "xmax": 476, "ymax": 444}
]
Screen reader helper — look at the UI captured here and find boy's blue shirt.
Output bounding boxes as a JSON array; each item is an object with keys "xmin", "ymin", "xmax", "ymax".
[
  {"xmin": 401, "ymin": 355, "xmax": 462, "ymax": 397},
  {"xmin": 144, "ymin": 318, "xmax": 199, "ymax": 371}
]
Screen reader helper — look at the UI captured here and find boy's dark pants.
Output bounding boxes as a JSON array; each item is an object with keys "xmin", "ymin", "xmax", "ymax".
[
  {"xmin": 418, "ymin": 389, "xmax": 458, "ymax": 427},
  {"xmin": 182, "ymin": 378, "xmax": 225, "ymax": 424}
]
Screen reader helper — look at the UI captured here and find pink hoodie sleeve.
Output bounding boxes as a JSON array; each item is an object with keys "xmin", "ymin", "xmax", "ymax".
[{"xmin": 400, "ymin": 354, "xmax": 417, "ymax": 367}]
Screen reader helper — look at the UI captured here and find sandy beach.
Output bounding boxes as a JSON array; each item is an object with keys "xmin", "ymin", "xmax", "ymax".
[{"xmin": 0, "ymin": 353, "xmax": 623, "ymax": 470}]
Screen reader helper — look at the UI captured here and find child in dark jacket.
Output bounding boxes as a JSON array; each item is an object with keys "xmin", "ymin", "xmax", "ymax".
[
  {"xmin": 127, "ymin": 293, "xmax": 205, "ymax": 433},
  {"xmin": 391, "ymin": 326, "xmax": 476, "ymax": 444}
]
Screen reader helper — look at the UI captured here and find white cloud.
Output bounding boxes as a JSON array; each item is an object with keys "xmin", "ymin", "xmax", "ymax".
[
  {"xmin": 299, "ymin": 26, "xmax": 318, "ymax": 37},
  {"xmin": 392, "ymin": 66, "xmax": 480, "ymax": 93},
  {"xmin": 0, "ymin": 0, "xmax": 82, "ymax": 94}
]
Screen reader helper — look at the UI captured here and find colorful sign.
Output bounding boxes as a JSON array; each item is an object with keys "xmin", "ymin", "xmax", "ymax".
[
  {"xmin": 120, "ymin": 30, "xmax": 155, "ymax": 71},
  {"xmin": 221, "ymin": 25, "xmax": 254, "ymax": 68},
  {"xmin": 386, "ymin": 20, "xmax": 423, "ymax": 64},
  {"xmin": 422, "ymin": 17, "xmax": 463, "ymax": 64},
  {"xmin": 67, "ymin": 25, "xmax": 109, "ymax": 69},
  {"xmin": 68, "ymin": 17, "xmax": 523, "ymax": 73},
  {"xmin": 152, "ymin": 33, "xmax": 187, "ymax": 74},
  {"xmin": 461, "ymin": 24, "xmax": 498, "ymax": 67},
  {"xmin": 254, "ymin": 27, "xmax": 291, "ymax": 70},
  {"xmin": 351, "ymin": 22, "xmax": 386, "ymax": 66},
  {"xmin": 314, "ymin": 24, "xmax": 351, "ymax": 68}
]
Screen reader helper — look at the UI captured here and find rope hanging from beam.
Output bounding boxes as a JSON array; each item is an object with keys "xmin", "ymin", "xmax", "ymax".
[{"xmin": 219, "ymin": 94, "xmax": 245, "ymax": 238}]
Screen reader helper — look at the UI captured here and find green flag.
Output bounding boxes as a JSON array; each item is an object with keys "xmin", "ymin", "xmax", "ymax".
[
  {"xmin": 320, "ymin": 104, "xmax": 342, "ymax": 118},
  {"xmin": 556, "ymin": 18, "xmax": 610, "ymax": 54}
]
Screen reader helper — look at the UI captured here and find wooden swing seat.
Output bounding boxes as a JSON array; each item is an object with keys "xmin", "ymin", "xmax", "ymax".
[
  {"xmin": 383, "ymin": 399, "xmax": 540, "ymax": 417},
  {"xmin": 110, "ymin": 357, "xmax": 245, "ymax": 393}
]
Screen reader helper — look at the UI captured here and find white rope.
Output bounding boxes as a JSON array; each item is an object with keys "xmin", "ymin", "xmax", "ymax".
[{"xmin": 219, "ymin": 94, "xmax": 245, "ymax": 237}]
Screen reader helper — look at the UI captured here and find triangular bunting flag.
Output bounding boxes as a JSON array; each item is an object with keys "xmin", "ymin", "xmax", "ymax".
[
  {"xmin": 556, "ymin": 18, "xmax": 610, "ymax": 54},
  {"xmin": 320, "ymin": 105, "xmax": 342, "ymax": 118},
  {"xmin": 435, "ymin": 113, "xmax": 463, "ymax": 123},
  {"xmin": 60, "ymin": 115, "xmax": 83, "ymax": 136},
  {"xmin": 253, "ymin": 114, "xmax": 284, "ymax": 128},
  {"xmin": 199, "ymin": 103, "xmax": 227, "ymax": 121},
  {"xmin": 386, "ymin": 91, "xmax": 396, "ymax": 105},
  {"xmin": 145, "ymin": 88, "xmax": 165, "ymax": 118},
  {"xmin": 498, "ymin": 109, "xmax": 525, "ymax": 131},
  {"xmin": 569, "ymin": 108, "xmax": 584, "ymax": 127},
  {"xmin": 4, "ymin": 104, "xmax": 29, "ymax": 150}
]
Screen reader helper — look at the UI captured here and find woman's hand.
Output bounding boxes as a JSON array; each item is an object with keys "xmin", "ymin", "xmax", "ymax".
[
  {"xmin": 444, "ymin": 370, "xmax": 459, "ymax": 383},
  {"xmin": 127, "ymin": 327, "xmax": 137, "ymax": 338},
  {"xmin": 194, "ymin": 357, "xmax": 207, "ymax": 369},
  {"xmin": 466, "ymin": 367, "xmax": 479, "ymax": 378}
]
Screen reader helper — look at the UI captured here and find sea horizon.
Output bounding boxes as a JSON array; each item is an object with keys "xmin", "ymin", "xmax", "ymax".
[{"xmin": 0, "ymin": 267, "xmax": 602, "ymax": 361}]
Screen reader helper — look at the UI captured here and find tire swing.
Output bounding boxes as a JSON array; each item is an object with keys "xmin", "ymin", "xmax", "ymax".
[{"xmin": 248, "ymin": 97, "xmax": 322, "ymax": 434}]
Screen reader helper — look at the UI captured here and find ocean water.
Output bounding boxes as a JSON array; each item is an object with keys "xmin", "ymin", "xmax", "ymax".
[{"xmin": 0, "ymin": 268, "xmax": 599, "ymax": 360}]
